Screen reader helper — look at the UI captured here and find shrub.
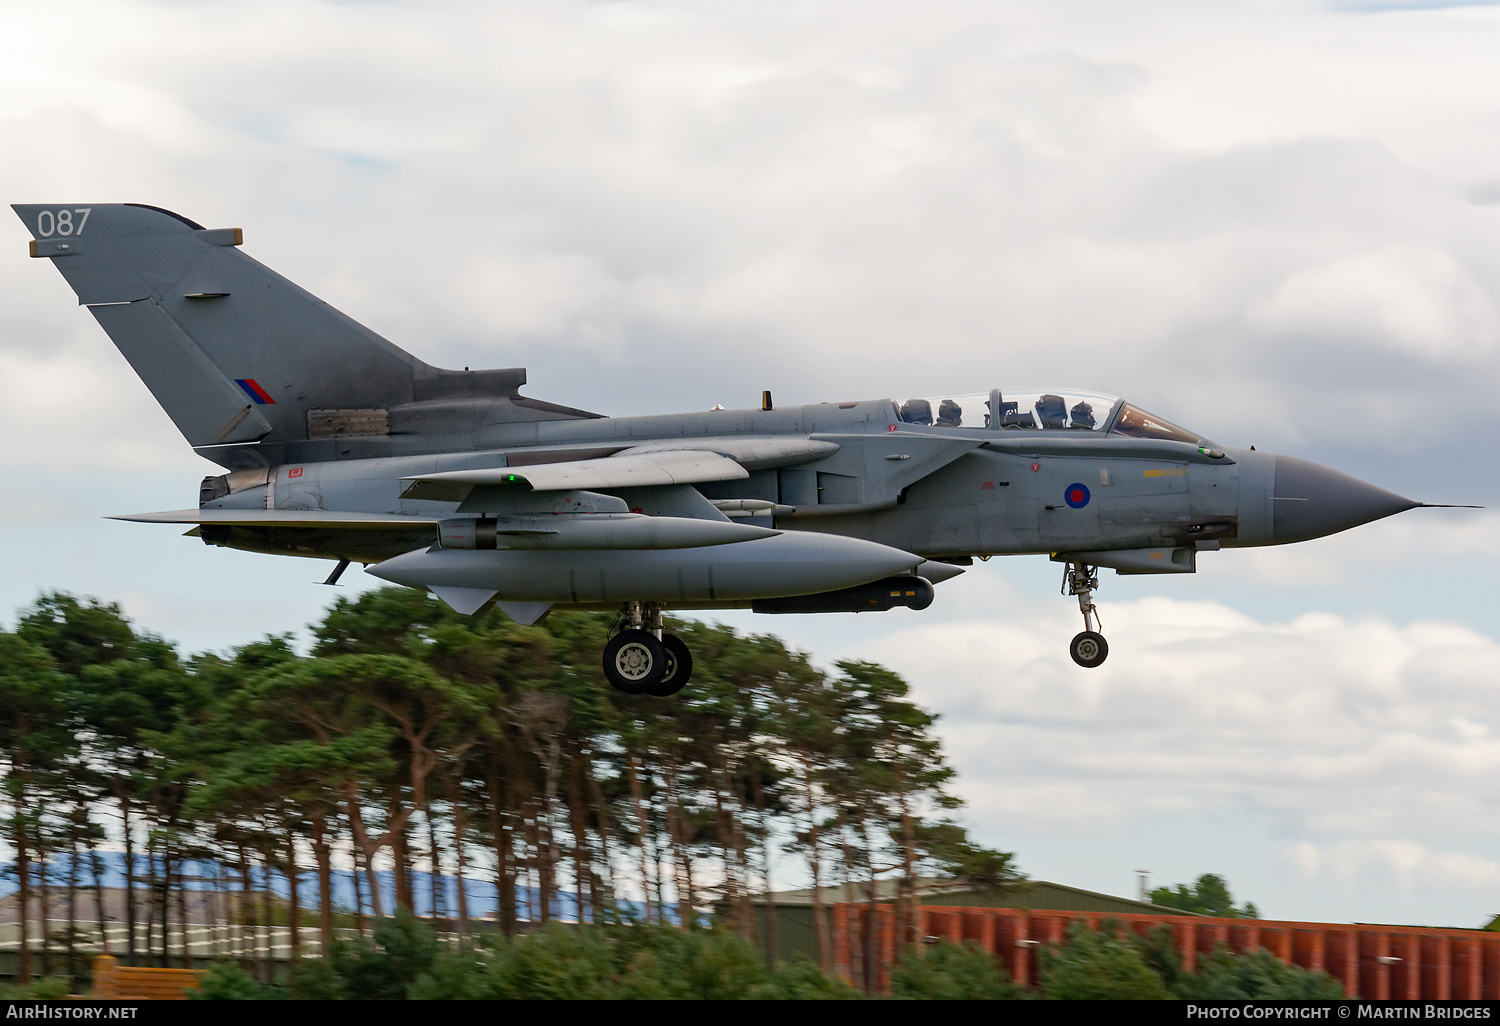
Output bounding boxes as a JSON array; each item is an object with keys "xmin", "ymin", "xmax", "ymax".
[
  {"xmin": 1039, "ymin": 920, "xmax": 1171, "ymax": 1000},
  {"xmin": 747, "ymin": 956, "xmax": 862, "ymax": 1000},
  {"xmin": 1176, "ymin": 947, "xmax": 1344, "ymax": 1000},
  {"xmin": 324, "ymin": 908, "xmax": 441, "ymax": 1000},
  {"xmin": 411, "ymin": 922, "xmax": 622, "ymax": 1000},
  {"xmin": 189, "ymin": 963, "xmax": 281, "ymax": 1001},
  {"xmin": 890, "ymin": 940, "xmax": 1023, "ymax": 1000},
  {"xmin": 411, "ymin": 922, "xmax": 778, "ymax": 1000},
  {"xmin": 612, "ymin": 925, "xmax": 767, "ymax": 1000}
]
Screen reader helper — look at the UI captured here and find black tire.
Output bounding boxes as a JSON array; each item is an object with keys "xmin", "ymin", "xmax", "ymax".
[
  {"xmin": 603, "ymin": 630, "xmax": 666, "ymax": 694},
  {"xmin": 1070, "ymin": 630, "xmax": 1108, "ymax": 668},
  {"xmin": 647, "ymin": 634, "xmax": 693, "ymax": 696}
]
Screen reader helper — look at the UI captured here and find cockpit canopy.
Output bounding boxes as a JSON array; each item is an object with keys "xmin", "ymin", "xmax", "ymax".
[{"xmin": 890, "ymin": 389, "xmax": 1206, "ymax": 444}]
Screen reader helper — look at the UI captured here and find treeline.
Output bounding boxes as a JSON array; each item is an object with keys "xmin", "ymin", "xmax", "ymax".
[
  {"xmin": 0, "ymin": 588, "xmax": 1014, "ymax": 989},
  {"xmin": 1150, "ymin": 873, "xmax": 1260, "ymax": 919}
]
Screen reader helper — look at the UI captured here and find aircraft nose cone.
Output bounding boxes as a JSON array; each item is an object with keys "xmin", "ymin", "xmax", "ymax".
[{"xmin": 1272, "ymin": 456, "xmax": 1418, "ymax": 544}]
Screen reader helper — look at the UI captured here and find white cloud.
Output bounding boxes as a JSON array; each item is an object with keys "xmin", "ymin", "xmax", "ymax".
[
  {"xmin": 846, "ymin": 598, "xmax": 1500, "ymax": 855},
  {"xmin": 1209, "ymin": 510, "xmax": 1500, "ymax": 588},
  {"xmin": 1283, "ymin": 839, "xmax": 1500, "ymax": 900},
  {"xmin": 1248, "ymin": 243, "xmax": 1499, "ymax": 359}
]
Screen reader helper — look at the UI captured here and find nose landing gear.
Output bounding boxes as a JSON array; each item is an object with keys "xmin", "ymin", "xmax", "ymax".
[
  {"xmin": 602, "ymin": 601, "xmax": 694, "ymax": 696},
  {"xmin": 1063, "ymin": 562, "xmax": 1109, "ymax": 668}
]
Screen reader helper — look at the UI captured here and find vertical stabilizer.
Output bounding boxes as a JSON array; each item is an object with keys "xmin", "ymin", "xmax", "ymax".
[{"xmin": 13, "ymin": 203, "xmax": 555, "ymax": 457}]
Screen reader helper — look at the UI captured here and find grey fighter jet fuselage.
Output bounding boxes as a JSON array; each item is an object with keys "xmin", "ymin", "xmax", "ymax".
[{"xmin": 13, "ymin": 202, "xmax": 1451, "ymax": 689}]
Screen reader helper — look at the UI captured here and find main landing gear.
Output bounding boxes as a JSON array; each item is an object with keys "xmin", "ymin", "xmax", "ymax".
[
  {"xmin": 1063, "ymin": 561, "xmax": 1109, "ymax": 669},
  {"xmin": 603, "ymin": 601, "xmax": 694, "ymax": 697}
]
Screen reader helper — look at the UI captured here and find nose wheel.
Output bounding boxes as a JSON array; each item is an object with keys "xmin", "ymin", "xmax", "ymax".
[
  {"xmin": 1069, "ymin": 630, "xmax": 1108, "ymax": 668},
  {"xmin": 602, "ymin": 602, "xmax": 695, "ymax": 696},
  {"xmin": 1063, "ymin": 562, "xmax": 1109, "ymax": 668}
]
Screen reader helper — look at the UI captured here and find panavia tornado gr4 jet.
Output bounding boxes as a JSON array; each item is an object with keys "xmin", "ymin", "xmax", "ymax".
[{"xmin": 14, "ymin": 202, "xmax": 1464, "ymax": 693}]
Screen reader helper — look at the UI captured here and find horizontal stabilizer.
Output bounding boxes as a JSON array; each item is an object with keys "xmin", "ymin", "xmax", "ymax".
[{"xmin": 402, "ymin": 449, "xmax": 748, "ymax": 496}]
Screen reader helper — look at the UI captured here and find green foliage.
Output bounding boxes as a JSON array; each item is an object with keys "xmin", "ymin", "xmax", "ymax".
[
  {"xmin": 0, "ymin": 977, "xmax": 73, "ymax": 1000},
  {"xmin": 328, "ymin": 910, "xmax": 442, "ymax": 1000},
  {"xmin": 411, "ymin": 923, "xmax": 785, "ymax": 1000},
  {"xmin": 177, "ymin": 921, "xmax": 1350, "ymax": 1002},
  {"xmin": 747, "ymin": 957, "xmax": 863, "ymax": 1000},
  {"xmin": 611, "ymin": 925, "xmax": 768, "ymax": 1000},
  {"xmin": 286, "ymin": 957, "xmax": 346, "ymax": 1000},
  {"xmin": 890, "ymin": 941, "xmax": 1023, "ymax": 1000},
  {"xmin": 912, "ymin": 820, "xmax": 1024, "ymax": 892},
  {"xmin": 1134, "ymin": 923, "xmax": 1185, "ymax": 993},
  {"xmin": 1039, "ymin": 920, "xmax": 1172, "ymax": 1000},
  {"xmin": 314, "ymin": 587, "xmax": 460, "ymax": 658},
  {"xmin": 16, "ymin": 593, "xmax": 136, "ymax": 675},
  {"xmin": 0, "ymin": 585, "xmax": 979, "ymax": 999},
  {"xmin": 1177, "ymin": 947, "xmax": 1344, "ymax": 1000},
  {"xmin": 265, "ymin": 921, "xmax": 866, "ymax": 1000},
  {"xmin": 1035, "ymin": 919, "xmax": 1343, "ymax": 1002},
  {"xmin": 189, "ymin": 963, "xmax": 282, "ymax": 1000},
  {"xmin": 1150, "ymin": 873, "xmax": 1259, "ymax": 919},
  {"xmin": 411, "ymin": 924, "xmax": 621, "ymax": 1000},
  {"xmin": 28, "ymin": 977, "xmax": 73, "ymax": 1000}
]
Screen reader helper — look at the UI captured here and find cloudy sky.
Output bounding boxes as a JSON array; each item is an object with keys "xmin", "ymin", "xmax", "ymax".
[{"xmin": 2, "ymin": 0, "xmax": 1498, "ymax": 928}]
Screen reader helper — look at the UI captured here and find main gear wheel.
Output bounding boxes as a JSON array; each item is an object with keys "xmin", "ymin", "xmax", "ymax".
[
  {"xmin": 647, "ymin": 634, "xmax": 693, "ymax": 696},
  {"xmin": 603, "ymin": 629, "xmax": 665, "ymax": 694}
]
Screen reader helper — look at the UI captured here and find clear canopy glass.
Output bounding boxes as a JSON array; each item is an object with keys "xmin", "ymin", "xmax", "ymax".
[
  {"xmin": 891, "ymin": 388, "xmax": 1121, "ymax": 432},
  {"xmin": 888, "ymin": 389, "xmax": 1208, "ymax": 443},
  {"xmin": 1108, "ymin": 403, "xmax": 1203, "ymax": 444}
]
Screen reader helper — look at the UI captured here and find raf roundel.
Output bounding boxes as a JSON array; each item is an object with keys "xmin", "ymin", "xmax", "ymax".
[{"xmin": 1064, "ymin": 483, "xmax": 1090, "ymax": 509}]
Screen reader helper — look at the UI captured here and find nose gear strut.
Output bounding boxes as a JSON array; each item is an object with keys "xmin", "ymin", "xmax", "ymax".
[{"xmin": 1062, "ymin": 561, "xmax": 1109, "ymax": 668}]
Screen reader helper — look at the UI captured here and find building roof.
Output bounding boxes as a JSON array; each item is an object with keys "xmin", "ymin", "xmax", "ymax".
[{"xmin": 752, "ymin": 877, "xmax": 1201, "ymax": 917}]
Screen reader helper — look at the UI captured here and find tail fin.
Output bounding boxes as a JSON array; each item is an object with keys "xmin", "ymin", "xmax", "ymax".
[{"xmin": 14, "ymin": 203, "xmax": 579, "ymax": 464}]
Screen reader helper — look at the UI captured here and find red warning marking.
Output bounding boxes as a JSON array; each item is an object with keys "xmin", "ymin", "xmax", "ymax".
[
  {"xmin": 289, "ymin": 468, "xmax": 303, "ymax": 478},
  {"xmin": 980, "ymin": 481, "xmax": 995, "ymax": 490},
  {"xmin": 887, "ymin": 424, "xmax": 899, "ymax": 432},
  {"xmin": 1030, "ymin": 463, "xmax": 1041, "ymax": 472}
]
